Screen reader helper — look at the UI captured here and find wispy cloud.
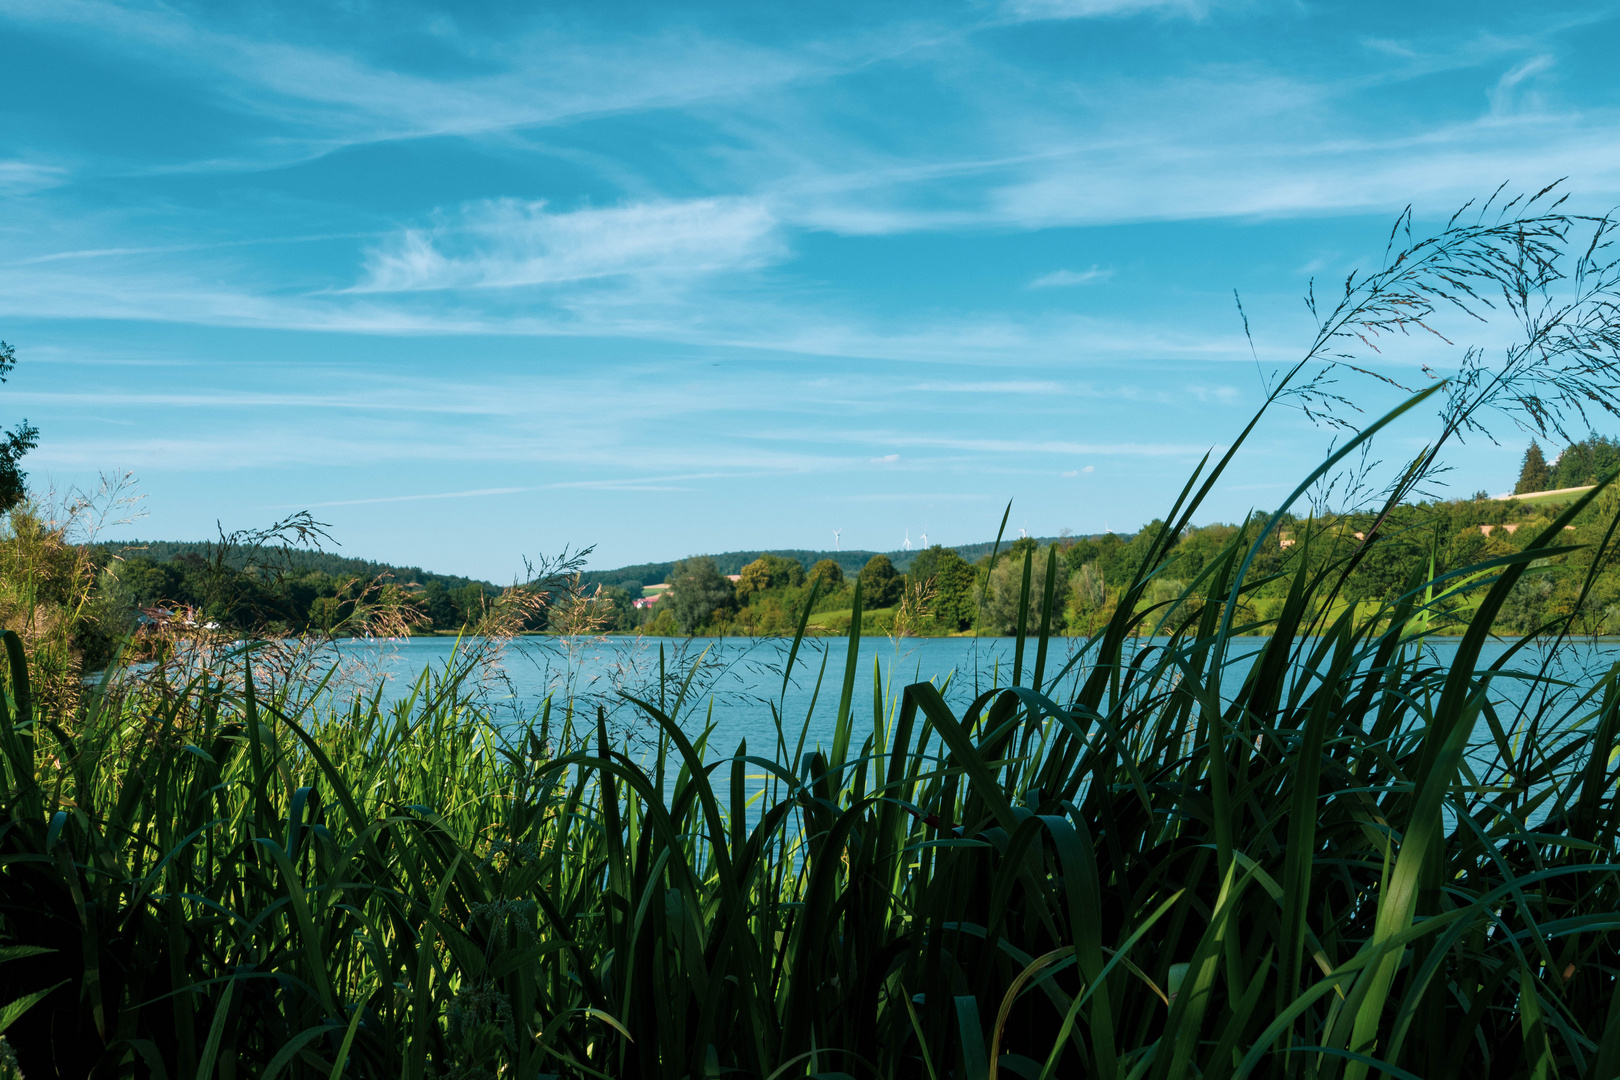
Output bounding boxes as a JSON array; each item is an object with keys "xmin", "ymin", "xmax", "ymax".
[
  {"xmin": 1489, "ymin": 54, "xmax": 1556, "ymax": 117},
  {"xmin": 284, "ymin": 479, "xmax": 716, "ymax": 509},
  {"xmin": 830, "ymin": 492, "xmax": 997, "ymax": 502},
  {"xmin": 0, "ymin": 247, "xmax": 1273, "ymax": 367},
  {"xmin": 1187, "ymin": 384, "xmax": 1240, "ymax": 404},
  {"xmin": 1003, "ymin": 0, "xmax": 1213, "ymax": 21},
  {"xmin": 1029, "ymin": 266, "xmax": 1112, "ymax": 288},
  {"xmin": 977, "ymin": 111, "xmax": 1620, "ymax": 229},
  {"xmin": 3, "ymin": 0, "xmax": 831, "ymax": 160},
  {"xmin": 1362, "ymin": 37, "xmax": 1419, "ymax": 59},
  {"xmin": 297, "ymin": 485, "xmax": 537, "ymax": 508},
  {"xmin": 909, "ymin": 380, "xmax": 1069, "ymax": 393},
  {"xmin": 9, "ymin": 389, "xmax": 512, "ymax": 414},
  {"xmin": 355, "ymin": 197, "xmax": 782, "ymax": 292},
  {"xmin": 0, "ymin": 159, "xmax": 69, "ymax": 195},
  {"xmin": 863, "ymin": 434, "xmax": 1213, "ymax": 456}
]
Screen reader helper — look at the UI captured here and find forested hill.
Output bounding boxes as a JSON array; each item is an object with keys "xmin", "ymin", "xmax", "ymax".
[
  {"xmin": 91, "ymin": 533, "xmax": 1128, "ymax": 596},
  {"xmin": 92, "ymin": 539, "xmax": 498, "ymax": 594},
  {"xmin": 575, "ymin": 534, "xmax": 1125, "ymax": 591}
]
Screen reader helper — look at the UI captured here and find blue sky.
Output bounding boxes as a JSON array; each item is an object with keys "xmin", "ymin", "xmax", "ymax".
[{"xmin": 3, "ymin": 0, "xmax": 1618, "ymax": 580}]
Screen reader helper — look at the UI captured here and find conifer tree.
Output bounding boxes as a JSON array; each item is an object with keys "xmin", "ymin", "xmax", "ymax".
[{"xmin": 1515, "ymin": 440, "xmax": 1550, "ymax": 494}]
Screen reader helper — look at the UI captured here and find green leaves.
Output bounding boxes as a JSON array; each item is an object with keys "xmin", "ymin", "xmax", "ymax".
[{"xmin": 0, "ymin": 947, "xmax": 62, "ymax": 1038}]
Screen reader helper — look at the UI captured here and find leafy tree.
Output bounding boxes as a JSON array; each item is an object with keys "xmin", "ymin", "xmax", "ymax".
[
  {"xmin": 771, "ymin": 554, "xmax": 806, "ymax": 588},
  {"xmin": 668, "ymin": 557, "xmax": 736, "ymax": 633},
  {"xmin": 451, "ymin": 583, "xmax": 487, "ymax": 626},
  {"xmin": 808, "ymin": 559, "xmax": 844, "ymax": 587},
  {"xmin": 735, "ymin": 554, "xmax": 805, "ymax": 602},
  {"xmin": 596, "ymin": 584, "xmax": 637, "ymax": 631},
  {"xmin": 907, "ymin": 545, "xmax": 976, "ymax": 630},
  {"xmin": 1516, "ymin": 440, "xmax": 1551, "ymax": 493},
  {"xmin": 1497, "ymin": 573, "xmax": 1557, "ymax": 636},
  {"xmin": 858, "ymin": 554, "xmax": 902, "ymax": 608},
  {"xmin": 0, "ymin": 340, "xmax": 38, "ymax": 513},
  {"xmin": 1063, "ymin": 533, "xmax": 1128, "ymax": 580},
  {"xmin": 419, "ymin": 580, "xmax": 457, "ymax": 628},
  {"xmin": 981, "ymin": 545, "xmax": 1069, "ymax": 635},
  {"xmin": 1071, "ymin": 562, "xmax": 1106, "ymax": 612},
  {"xmin": 736, "ymin": 559, "xmax": 772, "ymax": 601},
  {"xmin": 115, "ymin": 557, "xmax": 184, "ymax": 609}
]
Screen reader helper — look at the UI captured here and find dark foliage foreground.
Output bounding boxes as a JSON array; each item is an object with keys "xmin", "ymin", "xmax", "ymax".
[{"xmin": 3, "ymin": 420, "xmax": 1620, "ymax": 1077}]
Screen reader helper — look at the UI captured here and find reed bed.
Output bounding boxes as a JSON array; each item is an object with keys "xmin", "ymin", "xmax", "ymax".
[{"xmin": 4, "ymin": 420, "xmax": 1620, "ymax": 1078}]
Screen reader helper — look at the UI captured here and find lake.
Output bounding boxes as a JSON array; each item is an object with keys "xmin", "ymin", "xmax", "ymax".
[{"xmin": 326, "ymin": 633, "xmax": 1620, "ymax": 767}]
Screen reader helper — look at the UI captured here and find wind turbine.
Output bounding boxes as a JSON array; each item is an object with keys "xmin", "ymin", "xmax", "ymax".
[
  {"xmin": 920, "ymin": 530, "xmax": 928, "ymax": 548},
  {"xmin": 903, "ymin": 529, "xmax": 912, "ymax": 552},
  {"xmin": 833, "ymin": 529, "xmax": 841, "ymax": 552},
  {"xmin": 1019, "ymin": 521, "xmax": 1029, "ymax": 539}
]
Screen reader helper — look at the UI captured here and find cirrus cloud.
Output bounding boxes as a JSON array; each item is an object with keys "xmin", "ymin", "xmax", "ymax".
[
  {"xmin": 1029, "ymin": 266, "xmax": 1113, "ymax": 288},
  {"xmin": 355, "ymin": 197, "xmax": 784, "ymax": 292}
]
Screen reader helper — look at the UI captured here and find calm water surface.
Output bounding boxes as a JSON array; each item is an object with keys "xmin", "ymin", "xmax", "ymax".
[{"xmin": 331, "ymin": 634, "xmax": 1620, "ymax": 764}]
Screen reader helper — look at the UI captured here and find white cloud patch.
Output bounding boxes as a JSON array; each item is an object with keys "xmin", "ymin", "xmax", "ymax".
[
  {"xmin": 1029, "ymin": 266, "xmax": 1112, "ymax": 288},
  {"xmin": 1489, "ymin": 54, "xmax": 1556, "ymax": 117},
  {"xmin": 867, "ymin": 434, "xmax": 1209, "ymax": 456},
  {"xmin": 1004, "ymin": 0, "xmax": 1212, "ymax": 20},
  {"xmin": 910, "ymin": 380, "xmax": 1067, "ymax": 393},
  {"xmin": 1362, "ymin": 37, "xmax": 1419, "ymax": 59},
  {"xmin": 356, "ymin": 197, "xmax": 783, "ymax": 292},
  {"xmin": 0, "ymin": 159, "xmax": 69, "ymax": 195}
]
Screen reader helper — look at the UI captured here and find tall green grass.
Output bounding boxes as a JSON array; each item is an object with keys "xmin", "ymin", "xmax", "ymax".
[{"xmin": 6, "ymin": 386, "xmax": 1620, "ymax": 1078}]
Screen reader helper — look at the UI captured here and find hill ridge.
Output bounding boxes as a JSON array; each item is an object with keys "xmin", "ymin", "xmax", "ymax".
[
  {"xmin": 94, "ymin": 533, "xmax": 1128, "ymax": 594},
  {"xmin": 574, "ymin": 534, "xmax": 1124, "ymax": 592}
]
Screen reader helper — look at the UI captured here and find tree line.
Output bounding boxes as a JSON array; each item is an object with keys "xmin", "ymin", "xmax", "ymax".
[
  {"xmin": 75, "ymin": 476, "xmax": 1620, "ymax": 644},
  {"xmin": 605, "ymin": 481, "xmax": 1620, "ymax": 638},
  {"xmin": 104, "ymin": 550, "xmax": 504, "ymax": 635},
  {"xmin": 1515, "ymin": 435, "xmax": 1620, "ymax": 493}
]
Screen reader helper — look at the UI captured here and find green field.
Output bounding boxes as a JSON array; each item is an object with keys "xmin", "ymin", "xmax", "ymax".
[
  {"xmin": 1505, "ymin": 484, "xmax": 1596, "ymax": 506},
  {"xmin": 804, "ymin": 603, "xmax": 896, "ymax": 626}
]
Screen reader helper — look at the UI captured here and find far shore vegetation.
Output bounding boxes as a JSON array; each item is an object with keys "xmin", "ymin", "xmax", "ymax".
[{"xmin": 14, "ymin": 429, "xmax": 1620, "ymax": 677}]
